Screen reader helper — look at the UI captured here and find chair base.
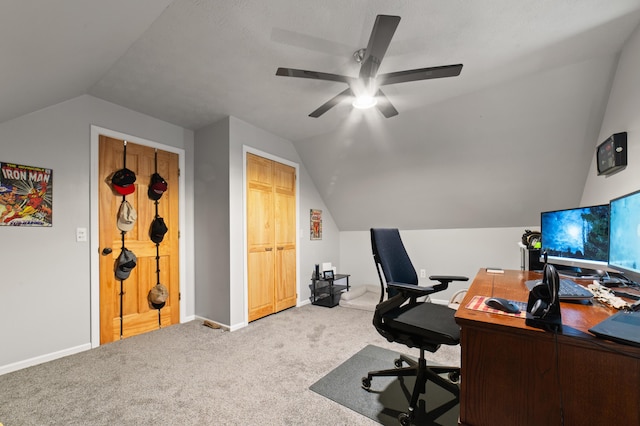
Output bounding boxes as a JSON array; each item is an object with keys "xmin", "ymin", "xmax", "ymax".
[{"xmin": 361, "ymin": 348, "xmax": 459, "ymax": 425}]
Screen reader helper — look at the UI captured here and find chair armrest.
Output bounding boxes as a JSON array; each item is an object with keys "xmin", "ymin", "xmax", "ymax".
[
  {"xmin": 387, "ymin": 282, "xmax": 437, "ymax": 297},
  {"xmin": 429, "ymin": 275, "xmax": 469, "ymax": 285}
]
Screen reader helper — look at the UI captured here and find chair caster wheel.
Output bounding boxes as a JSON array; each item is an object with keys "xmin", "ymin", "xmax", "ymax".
[
  {"xmin": 361, "ymin": 377, "xmax": 371, "ymax": 390},
  {"xmin": 394, "ymin": 358, "xmax": 403, "ymax": 368},
  {"xmin": 448, "ymin": 371, "xmax": 460, "ymax": 383},
  {"xmin": 398, "ymin": 412, "xmax": 412, "ymax": 425}
]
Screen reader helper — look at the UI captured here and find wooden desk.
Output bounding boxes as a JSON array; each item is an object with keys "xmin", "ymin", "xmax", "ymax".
[{"xmin": 455, "ymin": 269, "xmax": 640, "ymax": 426}]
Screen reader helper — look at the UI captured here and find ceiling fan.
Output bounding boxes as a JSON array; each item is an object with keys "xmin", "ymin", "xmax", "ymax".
[{"xmin": 276, "ymin": 14, "xmax": 463, "ymax": 118}]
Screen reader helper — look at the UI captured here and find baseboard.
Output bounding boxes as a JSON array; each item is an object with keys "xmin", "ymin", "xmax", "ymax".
[
  {"xmin": 431, "ymin": 298, "xmax": 449, "ymax": 305},
  {"xmin": 0, "ymin": 343, "xmax": 91, "ymax": 376}
]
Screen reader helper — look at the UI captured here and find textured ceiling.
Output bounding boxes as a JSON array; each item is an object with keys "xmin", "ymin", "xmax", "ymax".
[{"xmin": 3, "ymin": 0, "xmax": 640, "ymax": 230}]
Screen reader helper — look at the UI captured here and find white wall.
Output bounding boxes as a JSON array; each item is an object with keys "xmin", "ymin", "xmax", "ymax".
[
  {"xmin": 0, "ymin": 95, "xmax": 194, "ymax": 374},
  {"xmin": 194, "ymin": 119, "xmax": 231, "ymax": 323},
  {"xmin": 582, "ymin": 23, "xmax": 640, "ymax": 205},
  {"xmin": 340, "ymin": 226, "xmax": 532, "ymax": 303}
]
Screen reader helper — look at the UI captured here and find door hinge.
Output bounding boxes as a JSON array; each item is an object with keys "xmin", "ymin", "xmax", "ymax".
[
  {"xmin": 179, "ymin": 292, "xmax": 181, "ymax": 301},
  {"xmin": 178, "ymin": 168, "xmax": 181, "ymax": 177}
]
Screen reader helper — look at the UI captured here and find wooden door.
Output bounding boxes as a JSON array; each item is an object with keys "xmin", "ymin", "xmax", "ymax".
[
  {"xmin": 273, "ymin": 161, "xmax": 297, "ymax": 311},
  {"xmin": 247, "ymin": 153, "xmax": 296, "ymax": 322},
  {"xmin": 247, "ymin": 154, "xmax": 275, "ymax": 322},
  {"xmin": 99, "ymin": 136, "xmax": 180, "ymax": 344}
]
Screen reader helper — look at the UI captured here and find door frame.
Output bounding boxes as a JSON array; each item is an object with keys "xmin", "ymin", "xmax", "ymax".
[
  {"xmin": 242, "ymin": 146, "xmax": 300, "ymax": 326},
  {"xmin": 90, "ymin": 125, "xmax": 187, "ymax": 348}
]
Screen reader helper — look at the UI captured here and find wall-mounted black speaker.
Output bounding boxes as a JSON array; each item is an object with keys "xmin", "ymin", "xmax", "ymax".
[{"xmin": 597, "ymin": 132, "xmax": 627, "ymax": 176}]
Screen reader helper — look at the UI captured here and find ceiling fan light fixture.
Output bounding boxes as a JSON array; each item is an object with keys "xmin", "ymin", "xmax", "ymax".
[
  {"xmin": 276, "ymin": 14, "xmax": 463, "ymax": 118},
  {"xmin": 352, "ymin": 94, "xmax": 377, "ymax": 109}
]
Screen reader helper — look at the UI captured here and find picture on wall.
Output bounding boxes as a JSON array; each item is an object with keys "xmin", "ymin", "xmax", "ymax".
[
  {"xmin": 310, "ymin": 209, "xmax": 322, "ymax": 240},
  {"xmin": 0, "ymin": 162, "xmax": 53, "ymax": 226}
]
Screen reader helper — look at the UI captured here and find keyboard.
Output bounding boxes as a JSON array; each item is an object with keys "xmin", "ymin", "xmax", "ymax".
[{"xmin": 525, "ymin": 278, "xmax": 594, "ymax": 301}]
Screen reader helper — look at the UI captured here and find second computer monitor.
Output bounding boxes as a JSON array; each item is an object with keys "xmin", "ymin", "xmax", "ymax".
[{"xmin": 609, "ymin": 189, "xmax": 640, "ymax": 283}]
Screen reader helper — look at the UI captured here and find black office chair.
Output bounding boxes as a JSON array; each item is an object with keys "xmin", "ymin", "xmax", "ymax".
[{"xmin": 362, "ymin": 228, "xmax": 468, "ymax": 425}]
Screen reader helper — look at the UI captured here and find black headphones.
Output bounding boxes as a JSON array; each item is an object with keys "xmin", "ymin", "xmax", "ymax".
[
  {"xmin": 531, "ymin": 264, "xmax": 559, "ymax": 318},
  {"xmin": 526, "ymin": 260, "xmax": 562, "ymax": 331}
]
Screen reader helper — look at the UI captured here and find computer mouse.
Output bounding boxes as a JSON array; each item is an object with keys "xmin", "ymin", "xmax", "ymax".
[{"xmin": 484, "ymin": 297, "xmax": 521, "ymax": 314}]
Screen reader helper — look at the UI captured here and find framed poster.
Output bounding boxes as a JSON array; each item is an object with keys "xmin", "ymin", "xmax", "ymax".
[
  {"xmin": 310, "ymin": 209, "xmax": 322, "ymax": 240},
  {"xmin": 0, "ymin": 162, "xmax": 52, "ymax": 226}
]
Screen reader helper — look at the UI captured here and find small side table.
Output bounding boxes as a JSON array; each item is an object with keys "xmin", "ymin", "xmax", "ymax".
[{"xmin": 310, "ymin": 274, "xmax": 350, "ymax": 307}]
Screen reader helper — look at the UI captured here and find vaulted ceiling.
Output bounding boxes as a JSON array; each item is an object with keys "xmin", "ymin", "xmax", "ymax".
[{"xmin": 3, "ymin": 0, "xmax": 640, "ymax": 230}]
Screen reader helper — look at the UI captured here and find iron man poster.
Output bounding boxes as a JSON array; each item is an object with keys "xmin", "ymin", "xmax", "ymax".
[{"xmin": 0, "ymin": 162, "xmax": 52, "ymax": 226}]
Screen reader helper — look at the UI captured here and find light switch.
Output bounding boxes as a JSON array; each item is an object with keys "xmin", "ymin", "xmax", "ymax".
[{"xmin": 76, "ymin": 227, "xmax": 87, "ymax": 242}]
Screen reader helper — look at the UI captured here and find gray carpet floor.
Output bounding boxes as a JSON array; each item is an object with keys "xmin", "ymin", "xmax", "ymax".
[{"xmin": 0, "ymin": 304, "xmax": 460, "ymax": 425}]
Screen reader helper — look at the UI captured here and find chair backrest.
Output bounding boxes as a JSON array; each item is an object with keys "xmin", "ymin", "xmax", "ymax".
[{"xmin": 371, "ymin": 228, "xmax": 418, "ymax": 299}]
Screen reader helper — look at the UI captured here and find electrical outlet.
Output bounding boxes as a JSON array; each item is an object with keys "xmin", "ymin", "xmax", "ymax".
[{"xmin": 420, "ymin": 269, "xmax": 426, "ymax": 278}]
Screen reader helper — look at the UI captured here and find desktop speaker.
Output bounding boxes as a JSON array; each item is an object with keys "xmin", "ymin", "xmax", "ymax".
[
  {"xmin": 524, "ymin": 248, "xmax": 544, "ymax": 271},
  {"xmin": 597, "ymin": 132, "xmax": 627, "ymax": 176}
]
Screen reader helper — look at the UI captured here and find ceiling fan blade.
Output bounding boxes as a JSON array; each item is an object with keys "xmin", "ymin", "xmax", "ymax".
[
  {"xmin": 309, "ymin": 88, "xmax": 354, "ymax": 118},
  {"xmin": 276, "ymin": 67, "xmax": 355, "ymax": 84},
  {"xmin": 359, "ymin": 15, "xmax": 401, "ymax": 82},
  {"xmin": 378, "ymin": 64, "xmax": 463, "ymax": 86},
  {"xmin": 375, "ymin": 89, "xmax": 398, "ymax": 118}
]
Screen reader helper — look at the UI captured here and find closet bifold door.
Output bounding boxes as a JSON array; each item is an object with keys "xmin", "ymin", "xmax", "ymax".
[
  {"xmin": 273, "ymin": 160, "xmax": 297, "ymax": 312},
  {"xmin": 246, "ymin": 153, "xmax": 296, "ymax": 322}
]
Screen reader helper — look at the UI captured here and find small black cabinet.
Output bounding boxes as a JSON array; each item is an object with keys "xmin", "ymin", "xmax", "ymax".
[{"xmin": 310, "ymin": 274, "xmax": 350, "ymax": 307}]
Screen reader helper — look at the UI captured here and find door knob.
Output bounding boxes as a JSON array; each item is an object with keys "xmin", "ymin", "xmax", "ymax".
[{"xmin": 102, "ymin": 247, "xmax": 112, "ymax": 256}]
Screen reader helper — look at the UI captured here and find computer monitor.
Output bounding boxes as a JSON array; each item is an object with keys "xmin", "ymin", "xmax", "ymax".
[
  {"xmin": 540, "ymin": 204, "xmax": 610, "ymax": 276},
  {"xmin": 608, "ymin": 190, "xmax": 640, "ymax": 284}
]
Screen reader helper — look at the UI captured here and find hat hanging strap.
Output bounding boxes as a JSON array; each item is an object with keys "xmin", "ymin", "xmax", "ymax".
[
  {"xmin": 121, "ymin": 141, "xmax": 127, "ymax": 204},
  {"xmin": 119, "ymin": 269, "xmax": 124, "ymax": 339},
  {"xmin": 153, "ymin": 149, "xmax": 163, "ymax": 328},
  {"xmin": 118, "ymin": 140, "xmax": 128, "ymax": 339}
]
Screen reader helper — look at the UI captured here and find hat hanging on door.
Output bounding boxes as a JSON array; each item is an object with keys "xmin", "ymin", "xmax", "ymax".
[
  {"xmin": 116, "ymin": 200, "xmax": 137, "ymax": 232},
  {"xmin": 148, "ymin": 173, "xmax": 167, "ymax": 200},
  {"xmin": 148, "ymin": 283, "xmax": 169, "ymax": 309},
  {"xmin": 115, "ymin": 248, "xmax": 137, "ymax": 280},
  {"xmin": 150, "ymin": 217, "xmax": 168, "ymax": 243},
  {"xmin": 111, "ymin": 168, "xmax": 137, "ymax": 195}
]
